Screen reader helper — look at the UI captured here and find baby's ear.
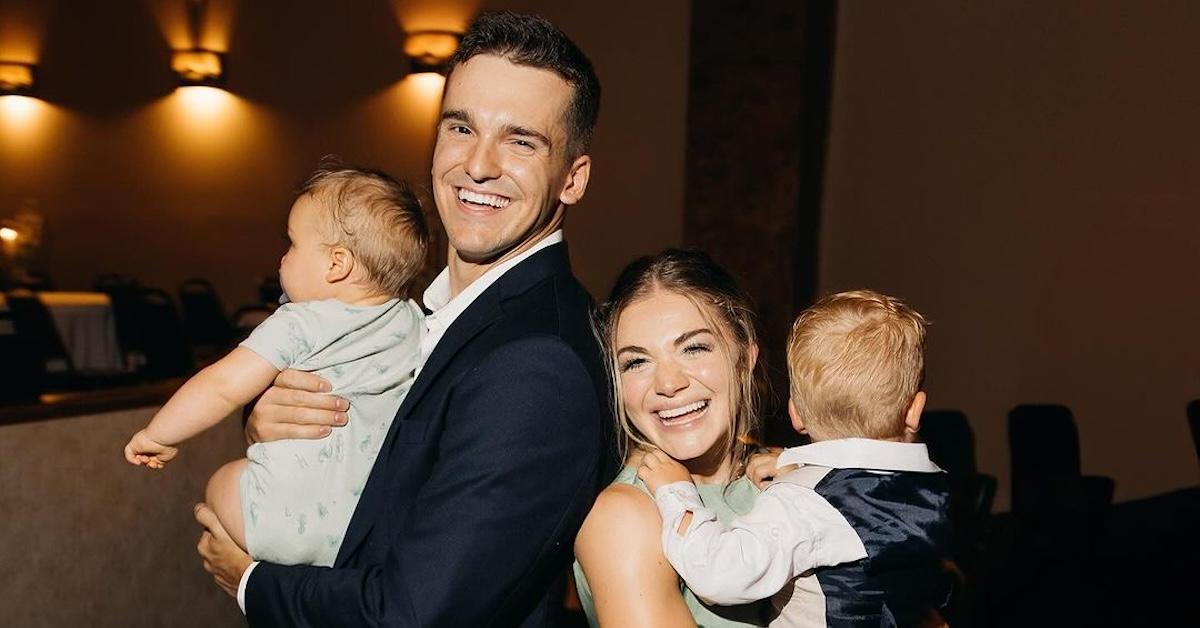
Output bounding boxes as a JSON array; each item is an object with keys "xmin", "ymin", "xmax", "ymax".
[{"xmin": 326, "ymin": 247, "xmax": 354, "ymax": 283}]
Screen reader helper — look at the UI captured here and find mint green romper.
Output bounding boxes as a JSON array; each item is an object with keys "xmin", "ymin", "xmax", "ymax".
[{"xmin": 573, "ymin": 467, "xmax": 767, "ymax": 627}]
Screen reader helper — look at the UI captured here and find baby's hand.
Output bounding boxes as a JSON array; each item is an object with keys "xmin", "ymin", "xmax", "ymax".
[
  {"xmin": 746, "ymin": 447, "xmax": 799, "ymax": 489},
  {"xmin": 124, "ymin": 429, "xmax": 179, "ymax": 470},
  {"xmin": 636, "ymin": 449, "xmax": 692, "ymax": 493}
]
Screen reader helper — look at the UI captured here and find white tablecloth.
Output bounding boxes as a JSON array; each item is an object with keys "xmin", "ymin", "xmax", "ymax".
[{"xmin": 0, "ymin": 292, "xmax": 125, "ymax": 372}]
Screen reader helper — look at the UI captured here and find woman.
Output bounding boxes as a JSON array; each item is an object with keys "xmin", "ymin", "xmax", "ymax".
[{"xmin": 574, "ymin": 249, "xmax": 772, "ymax": 627}]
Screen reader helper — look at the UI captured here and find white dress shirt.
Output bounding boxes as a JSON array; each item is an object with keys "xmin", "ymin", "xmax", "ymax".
[
  {"xmin": 651, "ymin": 439, "xmax": 942, "ymax": 611},
  {"xmin": 237, "ymin": 230, "xmax": 565, "ymax": 613}
]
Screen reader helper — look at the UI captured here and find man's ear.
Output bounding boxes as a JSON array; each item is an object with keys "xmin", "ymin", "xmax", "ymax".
[
  {"xmin": 788, "ymin": 398, "xmax": 807, "ymax": 434},
  {"xmin": 904, "ymin": 391, "xmax": 927, "ymax": 441},
  {"xmin": 325, "ymin": 247, "xmax": 354, "ymax": 284},
  {"xmin": 558, "ymin": 154, "xmax": 591, "ymax": 206}
]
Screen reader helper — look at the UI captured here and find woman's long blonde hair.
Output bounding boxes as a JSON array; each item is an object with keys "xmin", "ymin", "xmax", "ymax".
[{"xmin": 594, "ymin": 249, "xmax": 764, "ymax": 479}]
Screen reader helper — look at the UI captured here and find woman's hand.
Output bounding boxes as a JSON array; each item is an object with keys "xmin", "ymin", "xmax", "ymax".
[
  {"xmin": 637, "ymin": 449, "xmax": 692, "ymax": 493},
  {"xmin": 746, "ymin": 447, "xmax": 797, "ymax": 489},
  {"xmin": 245, "ymin": 369, "xmax": 348, "ymax": 444}
]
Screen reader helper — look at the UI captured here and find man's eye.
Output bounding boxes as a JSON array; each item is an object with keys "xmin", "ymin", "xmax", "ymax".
[{"xmin": 514, "ymin": 139, "xmax": 534, "ymax": 149}]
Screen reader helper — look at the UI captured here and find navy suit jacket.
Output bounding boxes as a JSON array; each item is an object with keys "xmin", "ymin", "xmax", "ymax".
[{"xmin": 245, "ymin": 244, "xmax": 610, "ymax": 626}]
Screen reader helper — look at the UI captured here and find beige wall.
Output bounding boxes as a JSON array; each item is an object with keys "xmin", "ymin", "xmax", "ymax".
[
  {"xmin": 0, "ymin": 0, "xmax": 689, "ymax": 305},
  {"xmin": 0, "ymin": 407, "xmax": 246, "ymax": 626},
  {"xmin": 821, "ymin": 0, "xmax": 1200, "ymax": 508}
]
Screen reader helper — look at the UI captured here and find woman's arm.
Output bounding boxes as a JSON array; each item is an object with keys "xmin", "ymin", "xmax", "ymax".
[{"xmin": 575, "ymin": 483, "xmax": 697, "ymax": 628}]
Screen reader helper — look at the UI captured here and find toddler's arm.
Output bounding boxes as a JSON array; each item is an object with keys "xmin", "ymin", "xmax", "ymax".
[
  {"xmin": 650, "ymin": 479, "xmax": 868, "ymax": 606},
  {"xmin": 124, "ymin": 348, "xmax": 280, "ymax": 468}
]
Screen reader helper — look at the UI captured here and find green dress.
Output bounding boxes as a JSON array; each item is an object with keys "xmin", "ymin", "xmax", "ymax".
[{"xmin": 573, "ymin": 467, "xmax": 767, "ymax": 627}]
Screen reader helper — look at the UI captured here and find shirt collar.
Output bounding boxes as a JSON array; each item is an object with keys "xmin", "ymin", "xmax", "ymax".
[
  {"xmin": 777, "ymin": 438, "xmax": 944, "ymax": 473},
  {"xmin": 422, "ymin": 230, "xmax": 564, "ymax": 323}
]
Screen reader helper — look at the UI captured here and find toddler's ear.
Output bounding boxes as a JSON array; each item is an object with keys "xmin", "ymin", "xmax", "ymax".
[
  {"xmin": 788, "ymin": 398, "xmax": 807, "ymax": 434},
  {"xmin": 326, "ymin": 247, "xmax": 354, "ymax": 283},
  {"xmin": 904, "ymin": 391, "xmax": 927, "ymax": 440}
]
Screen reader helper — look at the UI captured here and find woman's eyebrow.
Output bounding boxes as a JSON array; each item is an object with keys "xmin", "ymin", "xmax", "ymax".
[
  {"xmin": 674, "ymin": 328, "xmax": 714, "ymax": 347},
  {"xmin": 616, "ymin": 344, "xmax": 648, "ymax": 357}
]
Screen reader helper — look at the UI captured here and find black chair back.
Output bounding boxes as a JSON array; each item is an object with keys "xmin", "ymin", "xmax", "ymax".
[
  {"xmin": 137, "ymin": 288, "xmax": 194, "ymax": 379},
  {"xmin": 4, "ymin": 289, "xmax": 74, "ymax": 376},
  {"xmin": 1008, "ymin": 403, "xmax": 1082, "ymax": 514},
  {"xmin": 0, "ymin": 303, "xmax": 42, "ymax": 403},
  {"xmin": 178, "ymin": 278, "xmax": 235, "ymax": 352},
  {"xmin": 94, "ymin": 274, "xmax": 144, "ymax": 367}
]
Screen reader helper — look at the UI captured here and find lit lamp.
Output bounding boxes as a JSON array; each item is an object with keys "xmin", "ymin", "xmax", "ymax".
[
  {"xmin": 404, "ymin": 31, "xmax": 461, "ymax": 75},
  {"xmin": 0, "ymin": 61, "xmax": 36, "ymax": 96},
  {"xmin": 172, "ymin": 49, "xmax": 226, "ymax": 87}
]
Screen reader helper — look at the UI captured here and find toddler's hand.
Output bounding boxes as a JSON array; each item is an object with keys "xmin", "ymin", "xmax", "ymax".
[
  {"xmin": 124, "ymin": 429, "xmax": 179, "ymax": 469},
  {"xmin": 637, "ymin": 449, "xmax": 692, "ymax": 493},
  {"xmin": 746, "ymin": 447, "xmax": 798, "ymax": 489}
]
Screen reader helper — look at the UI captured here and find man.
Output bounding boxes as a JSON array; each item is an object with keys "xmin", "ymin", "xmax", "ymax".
[{"xmin": 194, "ymin": 12, "xmax": 609, "ymax": 626}]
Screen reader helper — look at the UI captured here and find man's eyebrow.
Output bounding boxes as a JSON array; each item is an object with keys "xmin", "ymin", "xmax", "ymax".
[
  {"xmin": 503, "ymin": 124, "xmax": 553, "ymax": 149},
  {"xmin": 674, "ymin": 329, "xmax": 714, "ymax": 346},
  {"xmin": 441, "ymin": 109, "xmax": 472, "ymax": 124}
]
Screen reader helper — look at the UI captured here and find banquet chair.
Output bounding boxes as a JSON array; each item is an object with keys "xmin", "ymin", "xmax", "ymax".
[
  {"xmin": 0, "ymin": 308, "xmax": 42, "ymax": 403},
  {"xmin": 137, "ymin": 288, "xmax": 194, "ymax": 379},
  {"xmin": 94, "ymin": 273, "xmax": 145, "ymax": 369},
  {"xmin": 232, "ymin": 304, "xmax": 274, "ymax": 339},
  {"xmin": 4, "ymin": 289, "xmax": 80, "ymax": 389},
  {"xmin": 922, "ymin": 410, "xmax": 998, "ymax": 570},
  {"xmin": 178, "ymin": 278, "xmax": 236, "ymax": 358}
]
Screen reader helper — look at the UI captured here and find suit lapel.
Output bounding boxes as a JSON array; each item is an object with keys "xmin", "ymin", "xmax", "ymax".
[{"xmin": 335, "ymin": 244, "xmax": 572, "ymax": 565}]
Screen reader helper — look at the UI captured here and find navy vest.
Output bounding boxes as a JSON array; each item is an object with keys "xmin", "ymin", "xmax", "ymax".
[{"xmin": 809, "ymin": 468, "xmax": 953, "ymax": 627}]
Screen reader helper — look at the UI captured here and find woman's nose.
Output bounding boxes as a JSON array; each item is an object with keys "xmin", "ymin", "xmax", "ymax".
[{"xmin": 653, "ymin": 359, "xmax": 689, "ymax": 396}]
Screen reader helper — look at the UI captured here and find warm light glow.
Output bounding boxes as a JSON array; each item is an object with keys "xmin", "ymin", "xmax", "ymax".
[
  {"xmin": 402, "ymin": 73, "xmax": 447, "ymax": 104},
  {"xmin": 0, "ymin": 94, "xmax": 41, "ymax": 123},
  {"xmin": 172, "ymin": 49, "xmax": 225, "ymax": 86},
  {"xmin": 0, "ymin": 227, "xmax": 18, "ymax": 242},
  {"xmin": 173, "ymin": 85, "xmax": 237, "ymax": 121},
  {"xmin": 0, "ymin": 61, "xmax": 35, "ymax": 95}
]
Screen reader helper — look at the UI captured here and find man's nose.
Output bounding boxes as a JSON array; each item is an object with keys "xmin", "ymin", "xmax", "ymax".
[
  {"xmin": 654, "ymin": 359, "xmax": 689, "ymax": 397},
  {"xmin": 464, "ymin": 140, "xmax": 501, "ymax": 182}
]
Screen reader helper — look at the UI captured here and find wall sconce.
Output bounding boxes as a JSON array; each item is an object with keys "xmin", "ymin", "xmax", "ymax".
[
  {"xmin": 0, "ymin": 227, "xmax": 18, "ymax": 242},
  {"xmin": 171, "ymin": 49, "xmax": 226, "ymax": 87},
  {"xmin": 0, "ymin": 61, "xmax": 36, "ymax": 96},
  {"xmin": 404, "ymin": 31, "xmax": 461, "ymax": 75}
]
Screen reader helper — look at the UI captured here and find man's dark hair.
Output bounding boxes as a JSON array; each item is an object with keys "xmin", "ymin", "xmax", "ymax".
[{"xmin": 447, "ymin": 11, "xmax": 601, "ymax": 158}]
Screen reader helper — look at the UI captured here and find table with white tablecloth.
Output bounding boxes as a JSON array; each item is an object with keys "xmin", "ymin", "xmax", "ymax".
[{"xmin": 0, "ymin": 292, "xmax": 125, "ymax": 372}]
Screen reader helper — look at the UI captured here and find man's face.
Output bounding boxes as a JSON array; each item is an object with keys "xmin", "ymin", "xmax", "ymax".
[{"xmin": 431, "ymin": 54, "xmax": 588, "ymax": 264}]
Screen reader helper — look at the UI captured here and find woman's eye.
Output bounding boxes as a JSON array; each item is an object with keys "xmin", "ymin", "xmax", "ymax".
[
  {"xmin": 619, "ymin": 357, "xmax": 647, "ymax": 372},
  {"xmin": 683, "ymin": 343, "xmax": 712, "ymax": 355}
]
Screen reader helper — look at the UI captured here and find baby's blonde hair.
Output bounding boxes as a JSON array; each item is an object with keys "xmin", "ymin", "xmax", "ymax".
[
  {"xmin": 297, "ymin": 158, "xmax": 429, "ymax": 297},
  {"xmin": 787, "ymin": 289, "xmax": 927, "ymax": 441}
]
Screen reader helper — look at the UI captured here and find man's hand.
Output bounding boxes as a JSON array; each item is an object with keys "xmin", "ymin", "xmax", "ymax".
[
  {"xmin": 124, "ymin": 429, "xmax": 178, "ymax": 469},
  {"xmin": 636, "ymin": 449, "xmax": 692, "ymax": 493},
  {"xmin": 746, "ymin": 447, "xmax": 797, "ymax": 489},
  {"xmin": 195, "ymin": 502, "xmax": 253, "ymax": 599},
  {"xmin": 245, "ymin": 369, "xmax": 348, "ymax": 444}
]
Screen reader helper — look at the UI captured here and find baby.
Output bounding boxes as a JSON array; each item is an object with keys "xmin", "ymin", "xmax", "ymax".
[
  {"xmin": 124, "ymin": 160, "xmax": 428, "ymax": 567},
  {"xmin": 639, "ymin": 290, "xmax": 953, "ymax": 627}
]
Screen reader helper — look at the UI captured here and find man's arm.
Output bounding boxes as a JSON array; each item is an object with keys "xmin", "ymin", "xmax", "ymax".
[{"xmin": 242, "ymin": 336, "xmax": 603, "ymax": 626}]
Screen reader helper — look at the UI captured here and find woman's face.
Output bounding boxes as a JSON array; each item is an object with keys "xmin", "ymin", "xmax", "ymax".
[{"xmin": 615, "ymin": 289, "xmax": 736, "ymax": 463}]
